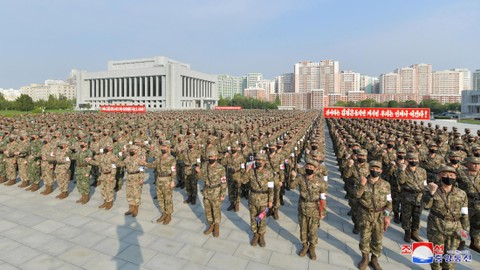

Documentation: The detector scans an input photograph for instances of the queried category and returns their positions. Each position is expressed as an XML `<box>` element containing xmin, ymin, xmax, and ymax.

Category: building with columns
<box><xmin>76</xmin><ymin>56</ymin><xmax>217</xmax><ymax>110</ymax></box>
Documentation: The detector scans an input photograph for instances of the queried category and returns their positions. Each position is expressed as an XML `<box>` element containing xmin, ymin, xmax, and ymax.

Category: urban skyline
<box><xmin>1</xmin><ymin>0</ymin><xmax>479</xmax><ymax>89</ymax></box>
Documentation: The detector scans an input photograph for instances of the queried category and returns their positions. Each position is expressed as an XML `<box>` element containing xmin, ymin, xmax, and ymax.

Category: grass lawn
<box><xmin>458</xmin><ymin>119</ymin><xmax>480</xmax><ymax>125</ymax></box>
<box><xmin>0</xmin><ymin>109</ymin><xmax>75</xmax><ymax>116</ymax></box>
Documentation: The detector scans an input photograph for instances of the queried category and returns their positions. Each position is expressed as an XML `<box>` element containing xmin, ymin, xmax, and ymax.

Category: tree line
<box><xmin>218</xmin><ymin>94</ymin><xmax>279</xmax><ymax>109</ymax></box>
<box><xmin>334</xmin><ymin>99</ymin><xmax>460</xmax><ymax>114</ymax></box>
<box><xmin>0</xmin><ymin>94</ymin><xmax>76</xmax><ymax>112</ymax></box>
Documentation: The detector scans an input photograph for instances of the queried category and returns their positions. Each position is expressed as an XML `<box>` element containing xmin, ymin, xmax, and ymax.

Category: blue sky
<box><xmin>0</xmin><ymin>0</ymin><xmax>479</xmax><ymax>88</ymax></box>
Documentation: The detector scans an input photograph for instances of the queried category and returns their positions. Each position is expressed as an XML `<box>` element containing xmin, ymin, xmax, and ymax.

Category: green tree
<box><xmin>218</xmin><ymin>96</ymin><xmax>229</xmax><ymax>106</ymax></box>
<box><xmin>15</xmin><ymin>94</ymin><xmax>35</xmax><ymax>111</ymax></box>
<box><xmin>446</xmin><ymin>102</ymin><xmax>460</xmax><ymax>112</ymax></box>
<box><xmin>274</xmin><ymin>95</ymin><xmax>281</xmax><ymax>106</ymax></box>
<box><xmin>402</xmin><ymin>100</ymin><xmax>418</xmax><ymax>108</ymax></box>
<box><xmin>359</xmin><ymin>99</ymin><xmax>376</xmax><ymax>108</ymax></box>
<box><xmin>334</xmin><ymin>101</ymin><xmax>347</xmax><ymax>107</ymax></box>
<box><xmin>420</xmin><ymin>99</ymin><xmax>444</xmax><ymax>114</ymax></box>
<box><xmin>387</xmin><ymin>100</ymin><xmax>400</xmax><ymax>108</ymax></box>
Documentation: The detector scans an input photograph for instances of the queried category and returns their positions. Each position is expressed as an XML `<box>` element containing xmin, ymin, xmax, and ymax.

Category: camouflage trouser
<box><xmin>359</xmin><ymin>210</ymin><xmax>384</xmax><ymax>257</ymax></box>
<box><xmin>176</xmin><ymin>160</ymin><xmax>185</xmax><ymax>183</ymax></box>
<box><xmin>27</xmin><ymin>159</ymin><xmax>41</xmax><ymax>184</ymax></box>
<box><xmin>55</xmin><ymin>166</ymin><xmax>70</xmax><ymax>193</ymax></box>
<box><xmin>249</xmin><ymin>203</ymin><xmax>268</xmax><ymax>234</ymax></box>
<box><xmin>348</xmin><ymin>197</ymin><xmax>359</xmax><ymax>226</ymax></box>
<box><xmin>185</xmin><ymin>171</ymin><xmax>197</xmax><ymax>196</ymax></box>
<box><xmin>203</xmin><ymin>197</ymin><xmax>222</xmax><ymax>225</ymax></box>
<box><xmin>115</xmin><ymin>167</ymin><xmax>125</xmax><ymax>189</ymax></box>
<box><xmin>100</xmin><ymin>173</ymin><xmax>115</xmax><ymax>202</ymax></box>
<box><xmin>0</xmin><ymin>157</ymin><xmax>6</xmax><ymax>177</ymax></box>
<box><xmin>5</xmin><ymin>158</ymin><xmax>17</xmax><ymax>180</ymax></box>
<box><xmin>91</xmin><ymin>165</ymin><xmax>100</xmax><ymax>181</ymax></box>
<box><xmin>126</xmin><ymin>173</ymin><xmax>144</xmax><ymax>206</ymax></box>
<box><xmin>273</xmin><ymin>177</ymin><xmax>282</xmax><ymax>208</ymax></box>
<box><xmin>401</xmin><ymin>199</ymin><xmax>422</xmax><ymax>231</ymax></box>
<box><xmin>299</xmin><ymin>213</ymin><xmax>320</xmax><ymax>245</ymax></box>
<box><xmin>41</xmin><ymin>161</ymin><xmax>54</xmax><ymax>185</ymax></box>
<box><xmin>157</xmin><ymin>178</ymin><xmax>173</xmax><ymax>214</ymax></box>
<box><xmin>470</xmin><ymin>206</ymin><xmax>480</xmax><ymax>240</ymax></box>
<box><xmin>17</xmin><ymin>157</ymin><xmax>28</xmax><ymax>181</ymax></box>
<box><xmin>391</xmin><ymin>190</ymin><xmax>401</xmax><ymax>214</ymax></box>
<box><xmin>427</xmin><ymin>217</ymin><xmax>461</xmax><ymax>270</ymax></box>
<box><xmin>227</xmin><ymin>176</ymin><xmax>240</xmax><ymax>204</ymax></box>
<box><xmin>75</xmin><ymin>168</ymin><xmax>91</xmax><ymax>195</ymax></box>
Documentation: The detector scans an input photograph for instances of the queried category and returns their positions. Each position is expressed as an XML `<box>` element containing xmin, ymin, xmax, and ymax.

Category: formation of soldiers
<box><xmin>329</xmin><ymin>118</ymin><xmax>478</xmax><ymax>270</ymax></box>
<box><xmin>0</xmin><ymin>110</ymin><xmax>328</xmax><ymax>261</ymax></box>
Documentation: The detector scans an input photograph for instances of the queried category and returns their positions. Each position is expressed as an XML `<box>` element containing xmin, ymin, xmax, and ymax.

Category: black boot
<box><xmin>227</xmin><ymin>202</ymin><xmax>235</xmax><ymax>211</ymax></box>
<box><xmin>404</xmin><ymin>230</ymin><xmax>411</xmax><ymax>243</ymax></box>
<box><xmin>393</xmin><ymin>212</ymin><xmax>400</xmax><ymax>224</ymax></box>
<box><xmin>190</xmin><ymin>196</ymin><xmax>196</xmax><ymax>205</ymax></box>
<box><xmin>279</xmin><ymin>194</ymin><xmax>284</xmax><ymax>206</ymax></box>
<box><xmin>183</xmin><ymin>195</ymin><xmax>192</xmax><ymax>204</ymax></box>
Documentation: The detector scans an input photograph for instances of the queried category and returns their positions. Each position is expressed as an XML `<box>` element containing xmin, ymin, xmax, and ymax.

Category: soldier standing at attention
<box><xmin>145</xmin><ymin>142</ymin><xmax>176</xmax><ymax>225</ymax></box>
<box><xmin>354</xmin><ymin>160</ymin><xmax>392</xmax><ymax>270</ymax></box>
<box><xmin>195</xmin><ymin>150</ymin><xmax>227</xmax><ymax>238</ymax></box>
<box><xmin>266</xmin><ymin>143</ymin><xmax>285</xmax><ymax>220</ymax></box>
<box><xmin>4</xmin><ymin>136</ymin><xmax>18</xmax><ymax>186</ymax></box>
<box><xmin>51</xmin><ymin>141</ymin><xmax>72</xmax><ymax>199</ymax></box>
<box><xmin>40</xmin><ymin>136</ymin><xmax>55</xmax><ymax>195</ymax></box>
<box><xmin>16</xmin><ymin>133</ymin><xmax>30</xmax><ymax>188</ymax></box>
<box><xmin>425</xmin><ymin>165</ymin><xmax>470</xmax><ymax>270</ymax></box>
<box><xmin>398</xmin><ymin>152</ymin><xmax>427</xmax><ymax>243</ymax></box>
<box><xmin>72</xmin><ymin>140</ymin><xmax>92</xmax><ymax>204</ymax></box>
<box><xmin>25</xmin><ymin>133</ymin><xmax>43</xmax><ymax>192</ymax></box>
<box><xmin>240</xmin><ymin>153</ymin><xmax>273</xmax><ymax>247</ymax></box>
<box><xmin>181</xmin><ymin>140</ymin><xmax>201</xmax><ymax>205</ymax></box>
<box><xmin>222</xmin><ymin>144</ymin><xmax>245</xmax><ymax>212</ymax></box>
<box><xmin>86</xmin><ymin>144</ymin><xmax>118</xmax><ymax>209</ymax></box>
<box><xmin>120</xmin><ymin>145</ymin><xmax>146</xmax><ymax>217</ymax></box>
<box><xmin>0</xmin><ymin>132</ymin><xmax>7</xmax><ymax>184</ymax></box>
<box><xmin>290</xmin><ymin>159</ymin><xmax>328</xmax><ymax>260</ymax></box>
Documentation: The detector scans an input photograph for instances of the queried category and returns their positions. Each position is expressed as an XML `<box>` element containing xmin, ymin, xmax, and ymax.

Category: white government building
<box><xmin>76</xmin><ymin>56</ymin><xmax>218</xmax><ymax>110</ymax></box>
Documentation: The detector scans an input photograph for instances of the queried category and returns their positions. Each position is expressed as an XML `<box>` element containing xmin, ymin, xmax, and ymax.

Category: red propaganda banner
<box><xmin>100</xmin><ymin>105</ymin><xmax>146</xmax><ymax>114</ymax></box>
<box><xmin>323</xmin><ymin>107</ymin><xmax>430</xmax><ymax>120</ymax></box>
<box><xmin>214</xmin><ymin>106</ymin><xmax>242</xmax><ymax>110</ymax></box>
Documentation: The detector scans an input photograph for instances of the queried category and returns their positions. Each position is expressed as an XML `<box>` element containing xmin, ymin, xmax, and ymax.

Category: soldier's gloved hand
<box><xmin>427</xmin><ymin>182</ymin><xmax>438</xmax><ymax>195</ymax></box>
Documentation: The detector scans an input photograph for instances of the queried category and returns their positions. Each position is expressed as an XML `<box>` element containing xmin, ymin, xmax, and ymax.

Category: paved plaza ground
<box><xmin>0</xmin><ymin>123</ymin><xmax>478</xmax><ymax>269</ymax></box>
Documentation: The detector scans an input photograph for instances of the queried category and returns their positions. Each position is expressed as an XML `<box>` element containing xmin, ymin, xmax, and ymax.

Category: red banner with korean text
<box><xmin>214</xmin><ymin>106</ymin><xmax>242</xmax><ymax>110</ymax></box>
<box><xmin>323</xmin><ymin>107</ymin><xmax>430</xmax><ymax>120</ymax></box>
<box><xmin>100</xmin><ymin>105</ymin><xmax>147</xmax><ymax>114</ymax></box>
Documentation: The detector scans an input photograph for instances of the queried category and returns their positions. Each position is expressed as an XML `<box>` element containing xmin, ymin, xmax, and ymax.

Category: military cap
<box><xmin>112</xmin><ymin>134</ymin><xmax>119</xmax><ymax>140</ymax></box>
<box><xmin>255</xmin><ymin>152</ymin><xmax>267</xmax><ymax>161</ymax></box>
<box><xmin>448</xmin><ymin>151</ymin><xmax>461</xmax><ymax>158</ymax></box>
<box><xmin>162</xmin><ymin>140</ymin><xmax>171</xmax><ymax>146</ymax></box>
<box><xmin>206</xmin><ymin>150</ymin><xmax>218</xmax><ymax>157</ymax></box>
<box><xmin>129</xmin><ymin>145</ymin><xmax>139</xmax><ymax>151</ymax></box>
<box><xmin>369</xmin><ymin>160</ymin><xmax>382</xmax><ymax>169</ymax></box>
<box><xmin>357</xmin><ymin>149</ymin><xmax>368</xmax><ymax>156</ymax></box>
<box><xmin>437</xmin><ymin>165</ymin><xmax>456</xmax><ymax>174</ymax></box>
<box><xmin>406</xmin><ymin>152</ymin><xmax>419</xmax><ymax>159</ymax></box>
<box><xmin>311</xmin><ymin>140</ymin><xmax>319</xmax><ymax>146</ymax></box>
<box><xmin>276</xmin><ymin>140</ymin><xmax>284</xmax><ymax>146</ymax></box>
<box><xmin>472</xmin><ymin>145</ymin><xmax>480</xmax><ymax>151</ymax></box>
<box><xmin>466</xmin><ymin>157</ymin><xmax>480</xmax><ymax>164</ymax></box>
<box><xmin>348</xmin><ymin>138</ymin><xmax>356</xmax><ymax>143</ymax></box>
<box><xmin>310</xmin><ymin>150</ymin><xmax>321</xmax><ymax>157</ymax></box>
<box><xmin>134</xmin><ymin>137</ymin><xmax>142</xmax><ymax>143</ymax></box>
<box><xmin>465</xmin><ymin>128</ymin><xmax>471</xmax><ymax>132</ymax></box>
<box><xmin>104</xmin><ymin>143</ymin><xmax>113</xmax><ymax>149</ymax></box>
<box><xmin>397</xmin><ymin>147</ymin><xmax>406</xmax><ymax>153</ymax></box>
<box><xmin>454</xmin><ymin>139</ymin><xmax>463</xmax><ymax>145</ymax></box>
<box><xmin>352</xmin><ymin>142</ymin><xmax>360</xmax><ymax>147</ymax></box>
<box><xmin>305</xmin><ymin>159</ymin><xmax>319</xmax><ymax>168</ymax></box>
<box><xmin>453</xmin><ymin>127</ymin><xmax>458</xmax><ymax>131</ymax></box>
<box><xmin>428</xmin><ymin>143</ymin><xmax>438</xmax><ymax>148</ymax></box>
<box><xmin>57</xmin><ymin>140</ymin><xmax>69</xmax><ymax>146</ymax></box>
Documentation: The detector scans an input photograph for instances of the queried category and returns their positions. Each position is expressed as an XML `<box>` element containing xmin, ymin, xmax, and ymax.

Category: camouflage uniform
<box><xmin>120</xmin><ymin>146</ymin><xmax>146</xmax><ymax>217</ymax></box>
<box><xmin>290</xmin><ymin>159</ymin><xmax>328</xmax><ymax>259</ymax></box>
<box><xmin>16</xmin><ymin>136</ymin><xmax>30</xmax><ymax>186</ymax></box>
<box><xmin>50</xmin><ymin>142</ymin><xmax>72</xmax><ymax>198</ymax></box>
<box><xmin>354</xmin><ymin>161</ymin><xmax>392</xmax><ymax>268</ymax></box>
<box><xmin>0</xmin><ymin>134</ymin><xmax>7</xmax><ymax>183</ymax></box>
<box><xmin>221</xmin><ymin>148</ymin><xmax>245</xmax><ymax>211</ymax></box>
<box><xmin>146</xmin><ymin>151</ymin><xmax>176</xmax><ymax>224</ymax></box>
<box><xmin>40</xmin><ymin>139</ymin><xmax>55</xmax><ymax>194</ymax></box>
<box><xmin>72</xmin><ymin>145</ymin><xmax>92</xmax><ymax>202</ymax></box>
<box><xmin>180</xmin><ymin>143</ymin><xmax>201</xmax><ymax>204</ymax></box>
<box><xmin>424</xmin><ymin>166</ymin><xmax>469</xmax><ymax>270</ymax></box>
<box><xmin>240</xmin><ymin>153</ymin><xmax>274</xmax><ymax>247</ymax></box>
<box><xmin>266</xmin><ymin>149</ymin><xmax>285</xmax><ymax>219</ymax></box>
<box><xmin>87</xmin><ymin>147</ymin><xmax>119</xmax><ymax>206</ymax></box>
<box><xmin>26</xmin><ymin>136</ymin><xmax>42</xmax><ymax>191</ymax></box>
<box><xmin>4</xmin><ymin>138</ymin><xmax>18</xmax><ymax>185</ymax></box>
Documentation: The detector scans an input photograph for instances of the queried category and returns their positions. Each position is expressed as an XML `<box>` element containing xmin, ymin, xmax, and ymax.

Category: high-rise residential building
<box><xmin>256</xmin><ymin>79</ymin><xmax>276</xmax><ymax>95</ymax></box>
<box><xmin>0</xmin><ymin>88</ymin><xmax>21</xmax><ymax>101</ymax></box>
<box><xmin>20</xmin><ymin>80</ymin><xmax>76</xmax><ymax>101</ymax></box>
<box><xmin>396</xmin><ymin>67</ymin><xmax>416</xmax><ymax>94</ymax></box>
<box><xmin>340</xmin><ymin>70</ymin><xmax>360</xmax><ymax>94</ymax></box>
<box><xmin>217</xmin><ymin>74</ymin><xmax>243</xmax><ymax>99</ymax></box>
<box><xmin>294</xmin><ymin>61</ymin><xmax>321</xmax><ymax>93</ymax></box>
<box><xmin>380</xmin><ymin>72</ymin><xmax>400</xmax><ymax>94</ymax></box>
<box><xmin>76</xmin><ymin>56</ymin><xmax>217</xmax><ymax>110</ymax></box>
<box><xmin>246</xmin><ymin>73</ymin><xmax>263</xmax><ymax>89</ymax></box>
<box><xmin>451</xmin><ymin>68</ymin><xmax>472</xmax><ymax>90</ymax></box>
<box><xmin>431</xmin><ymin>70</ymin><xmax>463</xmax><ymax>95</ymax></box>
<box><xmin>473</xmin><ymin>69</ymin><xmax>480</xmax><ymax>90</ymax></box>
<box><xmin>360</xmin><ymin>75</ymin><xmax>378</xmax><ymax>94</ymax></box>
<box><xmin>275</xmin><ymin>73</ymin><xmax>294</xmax><ymax>93</ymax></box>
<box><xmin>412</xmin><ymin>63</ymin><xmax>432</xmax><ymax>95</ymax></box>
<box><xmin>319</xmin><ymin>60</ymin><xmax>341</xmax><ymax>95</ymax></box>
<box><xmin>244</xmin><ymin>87</ymin><xmax>268</xmax><ymax>101</ymax></box>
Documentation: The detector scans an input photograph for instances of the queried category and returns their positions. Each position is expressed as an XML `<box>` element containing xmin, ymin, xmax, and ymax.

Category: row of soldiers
<box><xmin>0</xmin><ymin>110</ymin><xmax>329</xmax><ymax>260</ymax></box>
<box><xmin>329</xmin><ymin>118</ymin><xmax>477</xmax><ymax>270</ymax></box>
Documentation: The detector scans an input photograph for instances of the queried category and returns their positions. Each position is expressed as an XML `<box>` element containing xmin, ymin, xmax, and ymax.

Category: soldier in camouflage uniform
<box><xmin>354</xmin><ymin>160</ymin><xmax>392</xmax><ymax>270</ymax></box>
<box><xmin>240</xmin><ymin>152</ymin><xmax>273</xmax><ymax>247</ymax></box>
<box><xmin>387</xmin><ymin>147</ymin><xmax>407</xmax><ymax>223</ymax></box>
<box><xmin>25</xmin><ymin>133</ymin><xmax>43</xmax><ymax>192</ymax></box>
<box><xmin>112</xmin><ymin>134</ymin><xmax>126</xmax><ymax>191</ymax></box>
<box><xmin>181</xmin><ymin>140</ymin><xmax>202</xmax><ymax>205</ymax></box>
<box><xmin>40</xmin><ymin>136</ymin><xmax>55</xmax><ymax>195</ymax></box>
<box><xmin>146</xmin><ymin>142</ymin><xmax>177</xmax><ymax>225</ymax></box>
<box><xmin>290</xmin><ymin>159</ymin><xmax>328</xmax><ymax>260</ymax></box>
<box><xmin>89</xmin><ymin>133</ymin><xmax>101</xmax><ymax>187</ymax></box>
<box><xmin>221</xmin><ymin>144</ymin><xmax>245</xmax><ymax>212</ymax></box>
<box><xmin>195</xmin><ymin>150</ymin><xmax>227</xmax><ymax>238</ymax></box>
<box><xmin>420</xmin><ymin>143</ymin><xmax>445</xmax><ymax>184</ymax></box>
<box><xmin>343</xmin><ymin>148</ymin><xmax>370</xmax><ymax>234</ymax></box>
<box><xmin>72</xmin><ymin>140</ymin><xmax>92</xmax><ymax>204</ymax></box>
<box><xmin>4</xmin><ymin>136</ymin><xmax>18</xmax><ymax>186</ymax></box>
<box><xmin>457</xmin><ymin>157</ymin><xmax>480</xmax><ymax>253</ymax></box>
<box><xmin>0</xmin><ymin>132</ymin><xmax>7</xmax><ymax>184</ymax></box>
<box><xmin>16</xmin><ymin>133</ymin><xmax>30</xmax><ymax>188</ymax></box>
<box><xmin>120</xmin><ymin>145</ymin><xmax>146</xmax><ymax>217</ymax></box>
<box><xmin>50</xmin><ymin>141</ymin><xmax>72</xmax><ymax>199</ymax></box>
<box><xmin>266</xmin><ymin>143</ymin><xmax>285</xmax><ymax>220</ymax></box>
<box><xmin>398</xmin><ymin>152</ymin><xmax>427</xmax><ymax>243</ymax></box>
<box><xmin>425</xmin><ymin>165</ymin><xmax>470</xmax><ymax>270</ymax></box>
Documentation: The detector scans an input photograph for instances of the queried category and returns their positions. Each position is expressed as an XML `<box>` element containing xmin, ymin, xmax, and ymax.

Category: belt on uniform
<box><xmin>157</xmin><ymin>173</ymin><xmax>172</xmax><ymax>177</ymax></box>
<box><xmin>300</xmin><ymin>197</ymin><xmax>320</xmax><ymax>203</ymax></box>
<box><xmin>360</xmin><ymin>204</ymin><xmax>384</xmax><ymax>213</ymax></box>
<box><xmin>403</xmin><ymin>187</ymin><xmax>421</xmax><ymax>194</ymax></box>
<box><xmin>251</xmin><ymin>189</ymin><xmax>268</xmax><ymax>194</ymax></box>
<box><xmin>103</xmin><ymin>172</ymin><xmax>112</xmax><ymax>175</ymax></box>
<box><xmin>205</xmin><ymin>183</ymin><xmax>221</xmax><ymax>189</ymax></box>
<box><xmin>430</xmin><ymin>210</ymin><xmax>459</xmax><ymax>222</ymax></box>
<box><xmin>76</xmin><ymin>165</ymin><xmax>89</xmax><ymax>168</ymax></box>
<box><xmin>128</xmin><ymin>171</ymin><xmax>140</xmax><ymax>174</ymax></box>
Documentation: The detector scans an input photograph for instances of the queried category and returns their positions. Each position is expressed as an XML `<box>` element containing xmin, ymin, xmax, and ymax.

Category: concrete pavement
<box><xmin>0</xmin><ymin>124</ymin><xmax>478</xmax><ymax>269</ymax></box>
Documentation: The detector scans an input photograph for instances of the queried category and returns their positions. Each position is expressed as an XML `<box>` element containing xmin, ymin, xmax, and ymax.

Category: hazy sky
<box><xmin>1</xmin><ymin>0</ymin><xmax>479</xmax><ymax>88</ymax></box>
